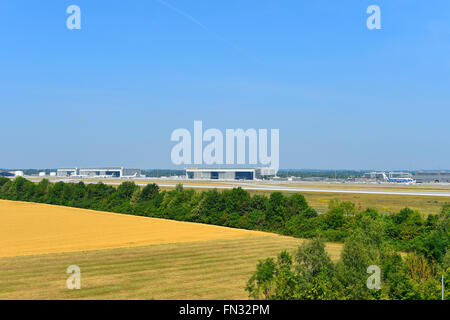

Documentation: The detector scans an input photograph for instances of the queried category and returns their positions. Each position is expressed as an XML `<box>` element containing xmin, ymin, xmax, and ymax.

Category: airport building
<box><xmin>185</xmin><ymin>168</ymin><xmax>277</xmax><ymax>180</ymax></box>
<box><xmin>414</xmin><ymin>171</ymin><xmax>450</xmax><ymax>183</ymax></box>
<box><xmin>0</xmin><ymin>171</ymin><xmax>14</xmax><ymax>177</ymax></box>
<box><xmin>57</xmin><ymin>167</ymin><xmax>141</xmax><ymax>178</ymax></box>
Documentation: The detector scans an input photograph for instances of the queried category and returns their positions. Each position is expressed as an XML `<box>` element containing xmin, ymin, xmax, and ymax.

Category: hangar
<box><xmin>414</xmin><ymin>171</ymin><xmax>450</xmax><ymax>183</ymax></box>
<box><xmin>185</xmin><ymin>168</ymin><xmax>277</xmax><ymax>181</ymax></box>
<box><xmin>57</xmin><ymin>167</ymin><xmax>141</xmax><ymax>178</ymax></box>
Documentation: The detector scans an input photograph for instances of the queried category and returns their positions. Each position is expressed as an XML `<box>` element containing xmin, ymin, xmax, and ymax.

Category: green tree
<box><xmin>335</xmin><ymin>216</ymin><xmax>383</xmax><ymax>300</ymax></box>
<box><xmin>71</xmin><ymin>182</ymin><xmax>87</xmax><ymax>207</ymax></box>
<box><xmin>140</xmin><ymin>183</ymin><xmax>160</xmax><ymax>202</ymax></box>
<box><xmin>130</xmin><ymin>188</ymin><xmax>141</xmax><ymax>207</ymax></box>
<box><xmin>413</xmin><ymin>206</ymin><xmax>449</xmax><ymax>263</ymax></box>
<box><xmin>0</xmin><ymin>177</ymin><xmax>9</xmax><ymax>188</ymax></box>
<box><xmin>34</xmin><ymin>179</ymin><xmax>50</xmax><ymax>202</ymax></box>
<box><xmin>247</xmin><ymin>239</ymin><xmax>339</xmax><ymax>300</ymax></box>
<box><xmin>116</xmin><ymin>182</ymin><xmax>138</xmax><ymax>200</ymax></box>
<box><xmin>246</xmin><ymin>251</ymin><xmax>298</xmax><ymax>300</ymax></box>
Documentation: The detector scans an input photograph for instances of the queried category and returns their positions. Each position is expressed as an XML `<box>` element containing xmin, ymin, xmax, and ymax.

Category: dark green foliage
<box><xmin>386</xmin><ymin>208</ymin><xmax>426</xmax><ymax>242</ymax></box>
<box><xmin>1</xmin><ymin>177</ymin><xmax>36</xmax><ymax>201</ymax></box>
<box><xmin>412</xmin><ymin>206</ymin><xmax>449</xmax><ymax>264</ymax></box>
<box><xmin>116</xmin><ymin>182</ymin><xmax>138</xmax><ymax>200</ymax></box>
<box><xmin>248</xmin><ymin>217</ymin><xmax>447</xmax><ymax>300</ymax></box>
<box><xmin>0</xmin><ymin>177</ymin><xmax>9</xmax><ymax>188</ymax></box>
<box><xmin>34</xmin><ymin>179</ymin><xmax>50</xmax><ymax>202</ymax></box>
<box><xmin>246</xmin><ymin>239</ymin><xmax>340</xmax><ymax>300</ymax></box>
<box><xmin>140</xmin><ymin>183</ymin><xmax>159</xmax><ymax>202</ymax></box>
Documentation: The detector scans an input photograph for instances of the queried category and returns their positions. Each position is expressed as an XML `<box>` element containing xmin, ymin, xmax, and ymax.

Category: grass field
<box><xmin>0</xmin><ymin>237</ymin><xmax>341</xmax><ymax>299</ymax></box>
<box><xmin>0</xmin><ymin>200</ymin><xmax>342</xmax><ymax>299</ymax></box>
<box><xmin>270</xmin><ymin>181</ymin><xmax>450</xmax><ymax>192</ymax></box>
<box><xmin>300</xmin><ymin>192</ymin><xmax>448</xmax><ymax>215</ymax></box>
<box><xmin>157</xmin><ymin>187</ymin><xmax>448</xmax><ymax>215</ymax></box>
<box><xmin>159</xmin><ymin>188</ymin><xmax>448</xmax><ymax>215</ymax></box>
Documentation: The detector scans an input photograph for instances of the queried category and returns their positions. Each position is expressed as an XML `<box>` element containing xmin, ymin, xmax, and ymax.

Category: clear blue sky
<box><xmin>1</xmin><ymin>1</ymin><xmax>449</xmax><ymax>170</ymax></box>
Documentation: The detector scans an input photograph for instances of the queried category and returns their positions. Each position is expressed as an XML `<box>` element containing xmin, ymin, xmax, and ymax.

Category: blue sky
<box><xmin>1</xmin><ymin>1</ymin><xmax>449</xmax><ymax>170</ymax></box>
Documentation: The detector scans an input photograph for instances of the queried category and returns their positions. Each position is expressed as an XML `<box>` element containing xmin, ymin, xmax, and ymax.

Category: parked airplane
<box><xmin>382</xmin><ymin>172</ymin><xmax>415</xmax><ymax>183</ymax></box>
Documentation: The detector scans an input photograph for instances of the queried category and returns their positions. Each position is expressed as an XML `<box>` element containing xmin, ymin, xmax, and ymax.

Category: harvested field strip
<box><xmin>0</xmin><ymin>237</ymin><xmax>342</xmax><ymax>300</ymax></box>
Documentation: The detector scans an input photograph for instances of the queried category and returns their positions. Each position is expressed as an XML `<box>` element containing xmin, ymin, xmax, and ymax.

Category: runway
<box><xmin>63</xmin><ymin>180</ymin><xmax>450</xmax><ymax>197</ymax></box>
<box><xmin>24</xmin><ymin>176</ymin><xmax>450</xmax><ymax>197</ymax></box>
<box><xmin>158</xmin><ymin>183</ymin><xmax>450</xmax><ymax>197</ymax></box>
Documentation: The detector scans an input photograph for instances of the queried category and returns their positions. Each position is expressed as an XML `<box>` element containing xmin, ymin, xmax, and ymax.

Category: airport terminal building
<box><xmin>186</xmin><ymin>168</ymin><xmax>277</xmax><ymax>181</ymax></box>
<box><xmin>414</xmin><ymin>171</ymin><xmax>450</xmax><ymax>183</ymax></box>
<box><xmin>57</xmin><ymin>167</ymin><xmax>141</xmax><ymax>178</ymax></box>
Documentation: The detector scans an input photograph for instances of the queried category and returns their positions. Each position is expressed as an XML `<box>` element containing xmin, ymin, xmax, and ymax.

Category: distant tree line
<box><xmin>141</xmin><ymin>169</ymin><xmax>186</xmax><ymax>177</ymax></box>
<box><xmin>277</xmin><ymin>169</ymin><xmax>367</xmax><ymax>179</ymax></box>
<box><xmin>0</xmin><ymin>176</ymin><xmax>448</xmax><ymax>299</ymax></box>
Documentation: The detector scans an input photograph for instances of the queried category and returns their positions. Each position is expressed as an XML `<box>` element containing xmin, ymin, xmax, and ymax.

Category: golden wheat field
<box><xmin>0</xmin><ymin>199</ymin><xmax>274</xmax><ymax>258</ymax></box>
<box><xmin>0</xmin><ymin>199</ymin><xmax>343</xmax><ymax>299</ymax></box>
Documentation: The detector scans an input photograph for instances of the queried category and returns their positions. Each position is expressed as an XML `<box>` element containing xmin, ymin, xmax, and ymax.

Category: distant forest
<box><xmin>277</xmin><ymin>169</ymin><xmax>366</xmax><ymax>179</ymax></box>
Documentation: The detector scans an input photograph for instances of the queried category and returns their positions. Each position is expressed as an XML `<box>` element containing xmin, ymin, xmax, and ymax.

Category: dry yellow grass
<box><xmin>0</xmin><ymin>237</ymin><xmax>342</xmax><ymax>299</ymax></box>
<box><xmin>0</xmin><ymin>199</ymin><xmax>344</xmax><ymax>299</ymax></box>
<box><xmin>0</xmin><ymin>200</ymin><xmax>274</xmax><ymax>258</ymax></box>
